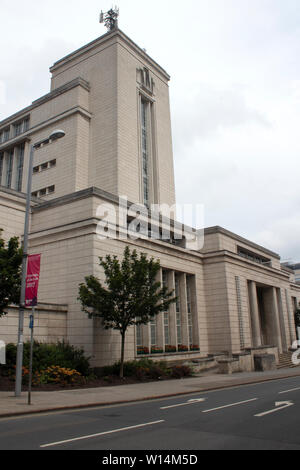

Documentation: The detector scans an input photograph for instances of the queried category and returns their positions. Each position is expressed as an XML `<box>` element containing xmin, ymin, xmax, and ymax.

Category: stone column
<box><xmin>179</xmin><ymin>273</ymin><xmax>189</xmax><ymax>349</ymax></box>
<box><xmin>188</xmin><ymin>275</ymin><xmax>200</xmax><ymax>349</ymax></box>
<box><xmin>248</xmin><ymin>281</ymin><xmax>262</xmax><ymax>347</ymax></box>
<box><xmin>271</xmin><ymin>287</ymin><xmax>283</xmax><ymax>353</ymax></box>
<box><xmin>276</xmin><ymin>288</ymin><xmax>287</xmax><ymax>351</ymax></box>
<box><xmin>286</xmin><ymin>290</ymin><xmax>297</xmax><ymax>345</ymax></box>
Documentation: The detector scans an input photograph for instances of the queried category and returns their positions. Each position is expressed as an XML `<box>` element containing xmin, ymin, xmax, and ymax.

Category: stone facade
<box><xmin>0</xmin><ymin>27</ymin><xmax>300</xmax><ymax>368</ymax></box>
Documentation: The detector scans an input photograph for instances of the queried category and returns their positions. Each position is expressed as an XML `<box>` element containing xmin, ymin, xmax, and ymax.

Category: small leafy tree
<box><xmin>0</xmin><ymin>230</ymin><xmax>23</xmax><ymax>317</ymax></box>
<box><xmin>78</xmin><ymin>246</ymin><xmax>176</xmax><ymax>378</ymax></box>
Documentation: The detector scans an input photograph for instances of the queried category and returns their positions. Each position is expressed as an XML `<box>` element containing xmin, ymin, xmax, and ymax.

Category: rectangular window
<box><xmin>140</xmin><ymin>99</ymin><xmax>151</xmax><ymax>207</ymax></box>
<box><xmin>6</xmin><ymin>150</ymin><xmax>13</xmax><ymax>188</ymax></box>
<box><xmin>162</xmin><ymin>271</ymin><xmax>170</xmax><ymax>345</ymax></box>
<box><xmin>23</xmin><ymin>118</ymin><xmax>30</xmax><ymax>132</ymax></box>
<box><xmin>237</xmin><ymin>246</ymin><xmax>271</xmax><ymax>266</ymax></box>
<box><xmin>48</xmin><ymin>185</ymin><xmax>55</xmax><ymax>194</ymax></box>
<box><xmin>0</xmin><ymin>153</ymin><xmax>3</xmax><ymax>185</ymax></box>
<box><xmin>3</xmin><ymin>128</ymin><xmax>10</xmax><ymax>142</ymax></box>
<box><xmin>186</xmin><ymin>279</ymin><xmax>193</xmax><ymax>346</ymax></box>
<box><xmin>16</xmin><ymin>144</ymin><xmax>24</xmax><ymax>192</ymax></box>
<box><xmin>136</xmin><ymin>324</ymin><xmax>142</xmax><ymax>347</ymax></box>
<box><xmin>14</xmin><ymin>122</ymin><xmax>22</xmax><ymax>137</ymax></box>
<box><xmin>150</xmin><ymin>318</ymin><xmax>157</xmax><ymax>347</ymax></box>
<box><xmin>175</xmin><ymin>274</ymin><xmax>182</xmax><ymax>345</ymax></box>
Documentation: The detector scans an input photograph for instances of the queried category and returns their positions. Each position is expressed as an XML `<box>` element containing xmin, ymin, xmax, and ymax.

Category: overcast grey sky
<box><xmin>1</xmin><ymin>0</ymin><xmax>300</xmax><ymax>261</ymax></box>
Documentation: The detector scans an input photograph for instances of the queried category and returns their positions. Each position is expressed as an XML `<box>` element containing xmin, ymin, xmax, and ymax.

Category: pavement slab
<box><xmin>1</xmin><ymin>367</ymin><xmax>300</xmax><ymax>418</ymax></box>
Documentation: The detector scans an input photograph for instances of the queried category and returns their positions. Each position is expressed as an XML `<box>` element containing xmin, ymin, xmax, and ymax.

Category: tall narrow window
<box><xmin>0</xmin><ymin>153</ymin><xmax>3</xmax><ymax>186</ymax></box>
<box><xmin>6</xmin><ymin>150</ymin><xmax>13</xmax><ymax>188</ymax></box>
<box><xmin>150</xmin><ymin>318</ymin><xmax>157</xmax><ymax>347</ymax></box>
<box><xmin>14</xmin><ymin>122</ymin><xmax>22</xmax><ymax>137</ymax></box>
<box><xmin>23</xmin><ymin>118</ymin><xmax>30</xmax><ymax>132</ymax></box>
<box><xmin>186</xmin><ymin>278</ymin><xmax>193</xmax><ymax>346</ymax></box>
<box><xmin>162</xmin><ymin>270</ymin><xmax>170</xmax><ymax>345</ymax></box>
<box><xmin>175</xmin><ymin>274</ymin><xmax>182</xmax><ymax>346</ymax></box>
<box><xmin>136</xmin><ymin>323</ymin><xmax>142</xmax><ymax>348</ymax></box>
<box><xmin>3</xmin><ymin>128</ymin><xmax>10</xmax><ymax>142</ymax></box>
<box><xmin>16</xmin><ymin>144</ymin><xmax>24</xmax><ymax>192</ymax></box>
<box><xmin>141</xmin><ymin>99</ymin><xmax>150</xmax><ymax>207</ymax></box>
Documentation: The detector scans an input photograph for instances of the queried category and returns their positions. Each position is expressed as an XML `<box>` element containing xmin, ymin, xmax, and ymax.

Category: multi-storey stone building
<box><xmin>0</xmin><ymin>26</ymin><xmax>299</xmax><ymax>369</ymax></box>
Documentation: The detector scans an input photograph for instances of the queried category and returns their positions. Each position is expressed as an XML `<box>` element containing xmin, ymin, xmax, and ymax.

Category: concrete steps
<box><xmin>278</xmin><ymin>352</ymin><xmax>299</xmax><ymax>369</ymax></box>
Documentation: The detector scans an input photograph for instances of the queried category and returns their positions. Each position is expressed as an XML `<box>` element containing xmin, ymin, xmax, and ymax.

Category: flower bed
<box><xmin>165</xmin><ymin>345</ymin><xmax>177</xmax><ymax>353</ymax></box>
<box><xmin>178</xmin><ymin>345</ymin><xmax>189</xmax><ymax>352</ymax></box>
<box><xmin>151</xmin><ymin>347</ymin><xmax>164</xmax><ymax>354</ymax></box>
<box><xmin>137</xmin><ymin>346</ymin><xmax>149</xmax><ymax>355</ymax></box>
<box><xmin>190</xmin><ymin>345</ymin><xmax>200</xmax><ymax>352</ymax></box>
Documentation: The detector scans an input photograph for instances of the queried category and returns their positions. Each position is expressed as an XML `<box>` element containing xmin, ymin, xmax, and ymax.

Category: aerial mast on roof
<box><xmin>100</xmin><ymin>6</ymin><xmax>119</xmax><ymax>31</ymax></box>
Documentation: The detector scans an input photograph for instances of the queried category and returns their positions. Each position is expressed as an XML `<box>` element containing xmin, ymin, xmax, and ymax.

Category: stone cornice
<box><xmin>0</xmin><ymin>105</ymin><xmax>91</xmax><ymax>153</ymax></box>
<box><xmin>204</xmin><ymin>226</ymin><xmax>280</xmax><ymax>260</ymax></box>
<box><xmin>29</xmin><ymin>217</ymin><xmax>204</xmax><ymax>267</ymax></box>
<box><xmin>32</xmin><ymin>186</ymin><xmax>198</xmax><ymax>239</ymax></box>
<box><xmin>0</xmin><ymin>185</ymin><xmax>40</xmax><ymax>204</ymax></box>
<box><xmin>203</xmin><ymin>249</ymin><xmax>289</xmax><ymax>281</ymax></box>
<box><xmin>0</xmin><ymin>77</ymin><xmax>90</xmax><ymax>130</ymax></box>
<box><xmin>50</xmin><ymin>28</ymin><xmax>170</xmax><ymax>81</ymax></box>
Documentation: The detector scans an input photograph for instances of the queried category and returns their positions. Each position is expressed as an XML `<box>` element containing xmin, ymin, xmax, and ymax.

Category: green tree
<box><xmin>78</xmin><ymin>246</ymin><xmax>176</xmax><ymax>378</ymax></box>
<box><xmin>0</xmin><ymin>230</ymin><xmax>23</xmax><ymax>317</ymax></box>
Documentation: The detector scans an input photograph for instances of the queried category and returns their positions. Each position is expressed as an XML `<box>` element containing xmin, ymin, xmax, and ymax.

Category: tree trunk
<box><xmin>120</xmin><ymin>331</ymin><xmax>126</xmax><ymax>378</ymax></box>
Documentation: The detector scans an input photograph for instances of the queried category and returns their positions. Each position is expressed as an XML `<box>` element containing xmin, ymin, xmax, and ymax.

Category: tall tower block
<box><xmin>50</xmin><ymin>28</ymin><xmax>176</xmax><ymax>207</ymax></box>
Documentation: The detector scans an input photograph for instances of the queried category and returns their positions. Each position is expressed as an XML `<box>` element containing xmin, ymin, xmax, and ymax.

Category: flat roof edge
<box><xmin>204</xmin><ymin>226</ymin><xmax>281</xmax><ymax>260</ymax></box>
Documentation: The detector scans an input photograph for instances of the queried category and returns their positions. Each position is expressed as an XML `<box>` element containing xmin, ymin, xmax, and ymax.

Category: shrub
<box><xmin>34</xmin><ymin>366</ymin><xmax>85</xmax><ymax>387</ymax></box>
<box><xmin>170</xmin><ymin>365</ymin><xmax>192</xmax><ymax>379</ymax></box>
<box><xmin>0</xmin><ymin>341</ymin><xmax>90</xmax><ymax>378</ymax></box>
<box><xmin>94</xmin><ymin>358</ymin><xmax>171</xmax><ymax>381</ymax></box>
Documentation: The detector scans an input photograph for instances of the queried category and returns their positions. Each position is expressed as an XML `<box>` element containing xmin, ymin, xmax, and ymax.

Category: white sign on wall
<box><xmin>0</xmin><ymin>341</ymin><xmax>5</xmax><ymax>365</ymax></box>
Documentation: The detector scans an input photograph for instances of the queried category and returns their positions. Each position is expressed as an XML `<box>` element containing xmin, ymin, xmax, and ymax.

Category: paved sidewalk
<box><xmin>1</xmin><ymin>368</ymin><xmax>300</xmax><ymax>418</ymax></box>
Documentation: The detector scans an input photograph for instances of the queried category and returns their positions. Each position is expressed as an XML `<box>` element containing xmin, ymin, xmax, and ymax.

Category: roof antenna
<box><xmin>100</xmin><ymin>6</ymin><xmax>119</xmax><ymax>31</ymax></box>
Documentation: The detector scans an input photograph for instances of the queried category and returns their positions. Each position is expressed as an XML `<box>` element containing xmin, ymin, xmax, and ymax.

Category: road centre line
<box><xmin>160</xmin><ymin>398</ymin><xmax>206</xmax><ymax>410</ymax></box>
<box><xmin>202</xmin><ymin>398</ymin><xmax>258</xmax><ymax>413</ymax></box>
<box><xmin>279</xmin><ymin>387</ymin><xmax>300</xmax><ymax>395</ymax></box>
<box><xmin>40</xmin><ymin>420</ymin><xmax>165</xmax><ymax>448</ymax></box>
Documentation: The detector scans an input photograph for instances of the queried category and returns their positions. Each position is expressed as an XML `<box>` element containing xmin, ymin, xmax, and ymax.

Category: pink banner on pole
<box><xmin>25</xmin><ymin>254</ymin><xmax>41</xmax><ymax>307</ymax></box>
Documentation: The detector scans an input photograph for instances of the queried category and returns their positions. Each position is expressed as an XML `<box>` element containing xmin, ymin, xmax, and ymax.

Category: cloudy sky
<box><xmin>1</xmin><ymin>0</ymin><xmax>300</xmax><ymax>261</ymax></box>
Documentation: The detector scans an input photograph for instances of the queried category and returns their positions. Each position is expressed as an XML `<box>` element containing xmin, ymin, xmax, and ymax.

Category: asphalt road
<box><xmin>1</xmin><ymin>375</ymin><xmax>300</xmax><ymax>451</ymax></box>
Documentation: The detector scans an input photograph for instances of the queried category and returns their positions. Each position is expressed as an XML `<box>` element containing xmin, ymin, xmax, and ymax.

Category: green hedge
<box><xmin>0</xmin><ymin>341</ymin><xmax>90</xmax><ymax>377</ymax></box>
<box><xmin>93</xmin><ymin>358</ymin><xmax>192</xmax><ymax>380</ymax></box>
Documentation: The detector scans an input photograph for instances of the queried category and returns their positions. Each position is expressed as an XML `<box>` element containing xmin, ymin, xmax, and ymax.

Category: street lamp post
<box><xmin>15</xmin><ymin>130</ymin><xmax>65</xmax><ymax>397</ymax></box>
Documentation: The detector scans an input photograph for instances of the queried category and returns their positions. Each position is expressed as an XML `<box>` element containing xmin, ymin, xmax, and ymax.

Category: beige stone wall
<box><xmin>28</xmin><ymin>191</ymin><xmax>207</xmax><ymax>366</ymax></box>
<box><xmin>2</xmin><ymin>187</ymin><xmax>300</xmax><ymax>365</ymax></box>
<box><xmin>203</xmin><ymin>257</ymin><xmax>231</xmax><ymax>353</ymax></box>
<box><xmin>203</xmin><ymin>251</ymin><xmax>299</xmax><ymax>354</ymax></box>
<box><xmin>0</xmin><ymin>304</ymin><xmax>67</xmax><ymax>345</ymax></box>
<box><xmin>0</xmin><ymin>80</ymin><xmax>91</xmax><ymax>198</ymax></box>
<box><xmin>0</xmin><ymin>189</ymin><xmax>26</xmax><ymax>241</ymax></box>
<box><xmin>203</xmin><ymin>227</ymin><xmax>281</xmax><ymax>269</ymax></box>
